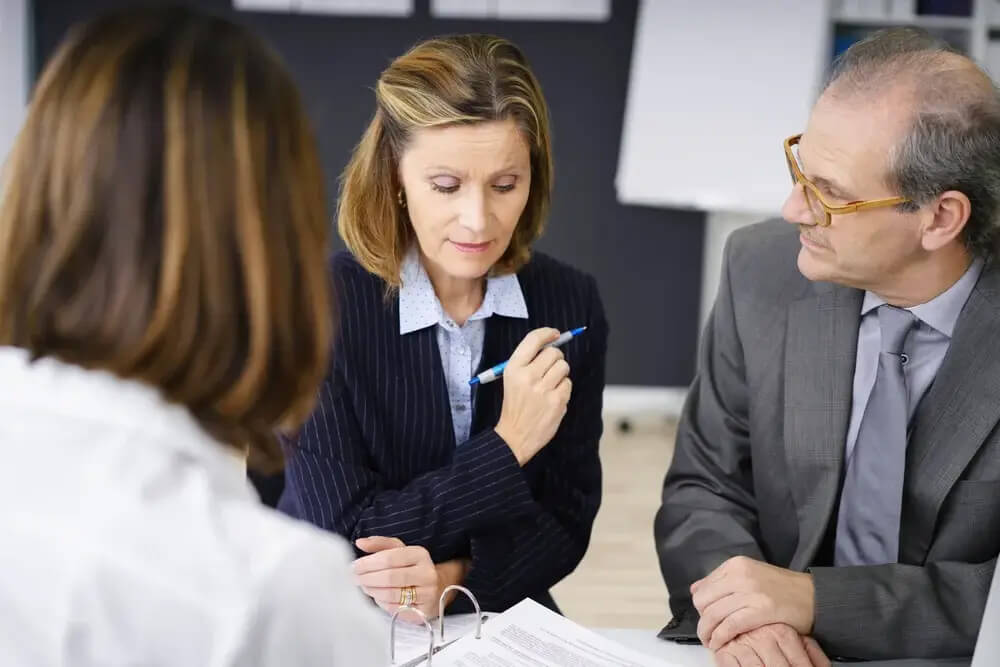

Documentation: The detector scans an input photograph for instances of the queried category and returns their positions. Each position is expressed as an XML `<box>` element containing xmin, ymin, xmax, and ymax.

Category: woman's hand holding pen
<box><xmin>354</xmin><ymin>537</ymin><xmax>470</xmax><ymax>624</ymax></box>
<box><xmin>494</xmin><ymin>328</ymin><xmax>573</xmax><ymax>466</ymax></box>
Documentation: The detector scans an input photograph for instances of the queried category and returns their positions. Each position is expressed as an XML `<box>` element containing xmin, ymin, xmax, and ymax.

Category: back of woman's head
<box><xmin>0</xmin><ymin>7</ymin><xmax>331</xmax><ymax>471</ymax></box>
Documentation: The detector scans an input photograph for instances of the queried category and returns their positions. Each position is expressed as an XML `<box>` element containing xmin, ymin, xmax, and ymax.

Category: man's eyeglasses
<box><xmin>784</xmin><ymin>134</ymin><xmax>908</xmax><ymax>227</ymax></box>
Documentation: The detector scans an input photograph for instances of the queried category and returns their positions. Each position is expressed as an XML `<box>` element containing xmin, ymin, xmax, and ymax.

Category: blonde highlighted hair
<box><xmin>339</xmin><ymin>34</ymin><xmax>553</xmax><ymax>286</ymax></box>
<box><xmin>0</xmin><ymin>7</ymin><xmax>331</xmax><ymax>472</ymax></box>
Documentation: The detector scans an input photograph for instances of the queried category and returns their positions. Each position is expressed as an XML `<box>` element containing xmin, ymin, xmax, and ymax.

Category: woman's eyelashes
<box><xmin>431</xmin><ymin>182</ymin><xmax>460</xmax><ymax>194</ymax></box>
<box><xmin>429</xmin><ymin>177</ymin><xmax>518</xmax><ymax>195</ymax></box>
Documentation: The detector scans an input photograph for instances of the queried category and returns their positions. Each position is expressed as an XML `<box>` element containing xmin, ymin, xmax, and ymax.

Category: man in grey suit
<box><xmin>656</xmin><ymin>28</ymin><xmax>1000</xmax><ymax>664</ymax></box>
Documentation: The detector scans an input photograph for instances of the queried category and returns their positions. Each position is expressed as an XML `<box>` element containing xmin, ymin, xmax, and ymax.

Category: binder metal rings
<box><xmin>390</xmin><ymin>606</ymin><xmax>433</xmax><ymax>666</ymax></box>
<box><xmin>438</xmin><ymin>586</ymin><xmax>482</xmax><ymax>643</ymax></box>
<box><xmin>390</xmin><ymin>586</ymin><xmax>485</xmax><ymax>665</ymax></box>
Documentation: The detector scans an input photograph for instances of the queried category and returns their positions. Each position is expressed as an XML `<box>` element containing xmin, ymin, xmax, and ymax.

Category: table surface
<box><xmin>595</xmin><ymin>629</ymin><xmax>971</xmax><ymax>667</ymax></box>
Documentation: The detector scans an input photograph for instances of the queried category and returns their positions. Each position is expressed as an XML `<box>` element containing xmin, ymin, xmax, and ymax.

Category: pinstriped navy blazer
<box><xmin>278</xmin><ymin>250</ymin><xmax>607</xmax><ymax>613</ymax></box>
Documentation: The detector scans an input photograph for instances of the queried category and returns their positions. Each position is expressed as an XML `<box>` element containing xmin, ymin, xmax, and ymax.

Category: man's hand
<box><xmin>354</xmin><ymin>536</ymin><xmax>469</xmax><ymax>623</ymax></box>
<box><xmin>713</xmin><ymin>624</ymin><xmax>830</xmax><ymax>667</ymax></box>
<box><xmin>692</xmin><ymin>556</ymin><xmax>815</xmax><ymax>650</ymax></box>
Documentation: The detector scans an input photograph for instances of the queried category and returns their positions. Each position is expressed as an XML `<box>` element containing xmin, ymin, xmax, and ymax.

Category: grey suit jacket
<box><xmin>656</xmin><ymin>220</ymin><xmax>1000</xmax><ymax>661</ymax></box>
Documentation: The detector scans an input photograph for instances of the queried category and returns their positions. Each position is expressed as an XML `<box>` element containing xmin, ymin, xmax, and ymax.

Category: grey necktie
<box><xmin>835</xmin><ymin>304</ymin><xmax>918</xmax><ymax>566</ymax></box>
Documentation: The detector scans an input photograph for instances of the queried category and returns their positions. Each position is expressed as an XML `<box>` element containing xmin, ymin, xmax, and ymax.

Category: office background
<box><xmin>4</xmin><ymin>0</ymin><xmax>999</xmax><ymax>629</ymax></box>
<box><xmin>28</xmin><ymin>0</ymin><xmax>707</xmax><ymax>389</ymax></box>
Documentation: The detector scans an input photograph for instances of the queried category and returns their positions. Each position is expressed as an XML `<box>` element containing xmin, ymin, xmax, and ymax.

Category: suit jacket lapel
<box><xmin>472</xmin><ymin>315</ymin><xmax>532</xmax><ymax>434</ymax></box>
<box><xmin>901</xmin><ymin>262</ymin><xmax>1000</xmax><ymax>562</ymax></box>
<box><xmin>396</xmin><ymin>322</ymin><xmax>456</xmax><ymax>451</ymax></box>
<box><xmin>784</xmin><ymin>282</ymin><xmax>862</xmax><ymax>570</ymax></box>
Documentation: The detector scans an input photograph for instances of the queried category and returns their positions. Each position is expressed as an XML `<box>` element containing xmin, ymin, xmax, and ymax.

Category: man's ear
<box><xmin>920</xmin><ymin>190</ymin><xmax>971</xmax><ymax>252</ymax></box>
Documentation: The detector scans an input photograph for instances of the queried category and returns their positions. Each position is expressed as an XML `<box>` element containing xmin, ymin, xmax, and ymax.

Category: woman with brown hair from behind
<box><xmin>0</xmin><ymin>7</ymin><xmax>385</xmax><ymax>665</ymax></box>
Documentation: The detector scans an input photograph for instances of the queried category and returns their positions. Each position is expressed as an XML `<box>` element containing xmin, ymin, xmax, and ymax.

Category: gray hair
<box><xmin>826</xmin><ymin>28</ymin><xmax>1000</xmax><ymax>259</ymax></box>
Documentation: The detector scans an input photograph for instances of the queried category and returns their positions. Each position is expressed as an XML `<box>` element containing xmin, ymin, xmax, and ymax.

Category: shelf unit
<box><xmin>831</xmin><ymin>0</ymin><xmax>1000</xmax><ymax>76</ymax></box>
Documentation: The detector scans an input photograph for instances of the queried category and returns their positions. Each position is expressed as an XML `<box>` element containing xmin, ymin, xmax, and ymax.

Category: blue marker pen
<box><xmin>469</xmin><ymin>326</ymin><xmax>587</xmax><ymax>386</ymax></box>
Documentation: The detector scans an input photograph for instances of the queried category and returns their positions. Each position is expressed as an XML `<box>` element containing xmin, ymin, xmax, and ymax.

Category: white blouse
<box><xmin>0</xmin><ymin>347</ymin><xmax>387</xmax><ymax>666</ymax></box>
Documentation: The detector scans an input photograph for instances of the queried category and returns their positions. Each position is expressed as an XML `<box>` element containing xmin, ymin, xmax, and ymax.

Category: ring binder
<box><xmin>438</xmin><ymin>586</ymin><xmax>482</xmax><ymax>643</ymax></box>
<box><xmin>389</xmin><ymin>588</ymin><xmax>487</xmax><ymax>666</ymax></box>
<box><xmin>391</xmin><ymin>606</ymin><xmax>433</xmax><ymax>666</ymax></box>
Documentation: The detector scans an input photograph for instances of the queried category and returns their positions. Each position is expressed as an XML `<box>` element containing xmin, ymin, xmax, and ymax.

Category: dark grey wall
<box><xmin>32</xmin><ymin>0</ymin><xmax>705</xmax><ymax>386</ymax></box>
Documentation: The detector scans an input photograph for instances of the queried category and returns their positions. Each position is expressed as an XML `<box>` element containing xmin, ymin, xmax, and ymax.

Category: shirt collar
<box><xmin>860</xmin><ymin>258</ymin><xmax>984</xmax><ymax>337</ymax></box>
<box><xmin>398</xmin><ymin>247</ymin><xmax>528</xmax><ymax>335</ymax></box>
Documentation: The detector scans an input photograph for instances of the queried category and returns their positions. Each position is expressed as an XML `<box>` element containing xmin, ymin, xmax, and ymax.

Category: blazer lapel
<box><xmin>783</xmin><ymin>282</ymin><xmax>862</xmax><ymax>570</ymax></box>
<box><xmin>901</xmin><ymin>263</ymin><xmax>1000</xmax><ymax>563</ymax></box>
<box><xmin>396</xmin><ymin>323</ymin><xmax>456</xmax><ymax>452</ymax></box>
<box><xmin>472</xmin><ymin>315</ymin><xmax>532</xmax><ymax>434</ymax></box>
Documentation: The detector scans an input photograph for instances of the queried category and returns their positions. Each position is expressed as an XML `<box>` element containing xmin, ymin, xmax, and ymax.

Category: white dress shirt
<box><xmin>0</xmin><ymin>346</ymin><xmax>387</xmax><ymax>666</ymax></box>
<box><xmin>399</xmin><ymin>249</ymin><xmax>528</xmax><ymax>444</ymax></box>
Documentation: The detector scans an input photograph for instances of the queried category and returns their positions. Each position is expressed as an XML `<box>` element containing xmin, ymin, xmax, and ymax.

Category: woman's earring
<box><xmin>397</xmin><ymin>189</ymin><xmax>407</xmax><ymax>209</ymax></box>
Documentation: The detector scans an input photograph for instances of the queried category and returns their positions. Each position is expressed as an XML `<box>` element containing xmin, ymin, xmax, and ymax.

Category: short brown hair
<box><xmin>339</xmin><ymin>34</ymin><xmax>553</xmax><ymax>287</ymax></box>
<box><xmin>0</xmin><ymin>7</ymin><xmax>331</xmax><ymax>472</ymax></box>
<box><xmin>828</xmin><ymin>28</ymin><xmax>1000</xmax><ymax>258</ymax></box>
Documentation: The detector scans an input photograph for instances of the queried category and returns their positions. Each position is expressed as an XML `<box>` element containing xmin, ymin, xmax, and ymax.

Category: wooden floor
<box><xmin>551</xmin><ymin>417</ymin><xmax>678</xmax><ymax>629</ymax></box>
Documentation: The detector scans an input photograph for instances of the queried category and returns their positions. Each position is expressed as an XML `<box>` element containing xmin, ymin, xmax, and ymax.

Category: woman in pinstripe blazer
<box><xmin>279</xmin><ymin>34</ymin><xmax>608</xmax><ymax>620</ymax></box>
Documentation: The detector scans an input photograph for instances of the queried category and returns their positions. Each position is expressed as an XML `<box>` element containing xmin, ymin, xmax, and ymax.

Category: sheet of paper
<box><xmin>433</xmin><ymin>599</ymin><xmax>679</xmax><ymax>667</ymax></box>
<box><xmin>430</xmin><ymin>0</ymin><xmax>490</xmax><ymax>18</ymax></box>
<box><xmin>233</xmin><ymin>0</ymin><xmax>293</xmax><ymax>10</ymax></box>
<box><xmin>431</xmin><ymin>0</ymin><xmax>608</xmax><ymax>21</ymax></box>
<box><xmin>295</xmin><ymin>0</ymin><xmax>413</xmax><ymax>16</ymax></box>
<box><xmin>495</xmin><ymin>0</ymin><xmax>609</xmax><ymax>22</ymax></box>
<box><xmin>386</xmin><ymin>612</ymin><xmax>490</xmax><ymax>667</ymax></box>
<box><xmin>234</xmin><ymin>0</ymin><xmax>412</xmax><ymax>15</ymax></box>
